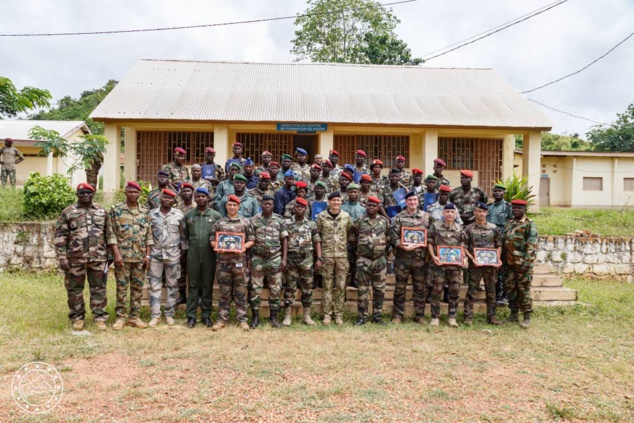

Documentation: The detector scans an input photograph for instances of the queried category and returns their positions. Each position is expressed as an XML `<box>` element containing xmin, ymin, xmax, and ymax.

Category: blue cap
<box><xmin>475</xmin><ymin>201</ymin><xmax>488</xmax><ymax>210</ymax></box>
<box><xmin>244</xmin><ymin>157</ymin><xmax>254</xmax><ymax>165</ymax></box>
<box><xmin>344</xmin><ymin>164</ymin><xmax>355</xmax><ymax>172</ymax></box>
<box><xmin>158</xmin><ymin>170</ymin><xmax>169</xmax><ymax>176</ymax></box>
<box><xmin>284</xmin><ymin>170</ymin><xmax>296</xmax><ymax>178</ymax></box>
<box><xmin>443</xmin><ymin>203</ymin><xmax>456</xmax><ymax>210</ymax></box>
<box><xmin>296</xmin><ymin>148</ymin><xmax>307</xmax><ymax>155</ymax></box>
<box><xmin>195</xmin><ymin>187</ymin><xmax>209</xmax><ymax>196</ymax></box>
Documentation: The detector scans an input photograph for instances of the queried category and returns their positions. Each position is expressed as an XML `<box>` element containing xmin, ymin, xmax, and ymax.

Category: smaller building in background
<box><xmin>515</xmin><ymin>150</ymin><xmax>634</xmax><ymax>208</ymax></box>
<box><xmin>0</xmin><ymin>120</ymin><xmax>91</xmax><ymax>187</ymax></box>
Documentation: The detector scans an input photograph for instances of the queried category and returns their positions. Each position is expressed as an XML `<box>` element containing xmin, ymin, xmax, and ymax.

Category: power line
<box><xmin>522</xmin><ymin>30</ymin><xmax>634</xmax><ymax>93</ymax></box>
<box><xmin>528</xmin><ymin>98</ymin><xmax>607</xmax><ymax>125</ymax></box>
<box><xmin>422</xmin><ymin>0</ymin><xmax>568</xmax><ymax>61</ymax></box>
<box><xmin>0</xmin><ymin>0</ymin><xmax>416</xmax><ymax>37</ymax></box>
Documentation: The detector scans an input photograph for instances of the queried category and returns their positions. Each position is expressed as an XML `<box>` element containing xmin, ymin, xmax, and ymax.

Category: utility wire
<box><xmin>422</xmin><ymin>0</ymin><xmax>568</xmax><ymax>61</ymax></box>
<box><xmin>528</xmin><ymin>98</ymin><xmax>607</xmax><ymax>125</ymax></box>
<box><xmin>0</xmin><ymin>0</ymin><xmax>416</xmax><ymax>37</ymax></box>
<box><xmin>522</xmin><ymin>30</ymin><xmax>634</xmax><ymax>93</ymax></box>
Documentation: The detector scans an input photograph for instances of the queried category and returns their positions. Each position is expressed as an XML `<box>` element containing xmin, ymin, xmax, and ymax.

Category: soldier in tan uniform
<box><xmin>0</xmin><ymin>138</ymin><xmax>24</xmax><ymax>188</ymax></box>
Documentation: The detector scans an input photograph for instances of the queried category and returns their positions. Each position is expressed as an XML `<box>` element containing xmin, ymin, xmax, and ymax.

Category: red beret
<box><xmin>324</xmin><ymin>159</ymin><xmax>333</xmax><ymax>167</ymax></box>
<box><xmin>311</xmin><ymin>164</ymin><xmax>322</xmax><ymax>170</ymax></box>
<box><xmin>329</xmin><ymin>149</ymin><xmax>340</xmax><ymax>156</ymax></box>
<box><xmin>76</xmin><ymin>183</ymin><xmax>95</xmax><ymax>192</ymax></box>
<box><xmin>355</xmin><ymin>150</ymin><xmax>366</xmax><ymax>157</ymax></box>
<box><xmin>366</xmin><ymin>196</ymin><xmax>381</xmax><ymax>204</ymax></box>
<box><xmin>205</xmin><ymin>147</ymin><xmax>215</xmax><ymax>153</ymax></box>
<box><xmin>262</xmin><ymin>150</ymin><xmax>272</xmax><ymax>156</ymax></box>
<box><xmin>174</xmin><ymin>147</ymin><xmax>186</xmax><ymax>155</ymax></box>
<box><xmin>460</xmin><ymin>170</ymin><xmax>474</xmax><ymax>178</ymax></box>
<box><xmin>434</xmin><ymin>158</ymin><xmax>446</xmax><ymax>166</ymax></box>
<box><xmin>511</xmin><ymin>199</ymin><xmax>528</xmax><ymax>206</ymax></box>
<box><xmin>295</xmin><ymin>181</ymin><xmax>308</xmax><ymax>189</ymax></box>
<box><xmin>227</xmin><ymin>194</ymin><xmax>241</xmax><ymax>204</ymax></box>
<box><xmin>396</xmin><ymin>155</ymin><xmax>406</xmax><ymax>161</ymax></box>
<box><xmin>360</xmin><ymin>174</ymin><xmax>372</xmax><ymax>182</ymax></box>
<box><xmin>340</xmin><ymin>173</ymin><xmax>353</xmax><ymax>181</ymax></box>
<box><xmin>233</xmin><ymin>142</ymin><xmax>243</xmax><ymax>148</ymax></box>
<box><xmin>126</xmin><ymin>181</ymin><xmax>141</xmax><ymax>191</ymax></box>
<box><xmin>439</xmin><ymin>185</ymin><xmax>452</xmax><ymax>193</ymax></box>
<box><xmin>269</xmin><ymin>161</ymin><xmax>280</xmax><ymax>168</ymax></box>
<box><xmin>162</xmin><ymin>189</ymin><xmax>177</xmax><ymax>198</ymax></box>
<box><xmin>412</xmin><ymin>168</ymin><xmax>424</xmax><ymax>175</ymax></box>
<box><xmin>371</xmin><ymin>159</ymin><xmax>383</xmax><ymax>168</ymax></box>
<box><xmin>296</xmin><ymin>197</ymin><xmax>308</xmax><ymax>206</ymax></box>
<box><xmin>259</xmin><ymin>172</ymin><xmax>271</xmax><ymax>179</ymax></box>
<box><xmin>181</xmin><ymin>182</ymin><xmax>194</xmax><ymax>190</ymax></box>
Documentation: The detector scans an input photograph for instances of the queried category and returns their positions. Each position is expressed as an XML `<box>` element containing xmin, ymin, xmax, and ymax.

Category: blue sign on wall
<box><xmin>276</xmin><ymin>123</ymin><xmax>328</xmax><ymax>133</ymax></box>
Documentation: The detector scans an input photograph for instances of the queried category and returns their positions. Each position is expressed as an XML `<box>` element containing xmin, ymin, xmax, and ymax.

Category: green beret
<box><xmin>347</xmin><ymin>183</ymin><xmax>360</xmax><ymax>190</ymax></box>
<box><xmin>425</xmin><ymin>174</ymin><xmax>439</xmax><ymax>181</ymax></box>
<box><xmin>493</xmin><ymin>183</ymin><xmax>506</xmax><ymax>190</ymax></box>
<box><xmin>281</xmin><ymin>154</ymin><xmax>293</xmax><ymax>160</ymax></box>
<box><xmin>315</xmin><ymin>181</ymin><xmax>327</xmax><ymax>189</ymax></box>
<box><xmin>233</xmin><ymin>174</ymin><xmax>247</xmax><ymax>182</ymax></box>
<box><xmin>230</xmin><ymin>162</ymin><xmax>242</xmax><ymax>169</ymax></box>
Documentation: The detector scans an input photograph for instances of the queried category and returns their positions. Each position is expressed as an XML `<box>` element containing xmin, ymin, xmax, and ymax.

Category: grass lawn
<box><xmin>0</xmin><ymin>273</ymin><xmax>632</xmax><ymax>422</ymax></box>
<box><xmin>531</xmin><ymin>207</ymin><xmax>634</xmax><ymax>237</ymax></box>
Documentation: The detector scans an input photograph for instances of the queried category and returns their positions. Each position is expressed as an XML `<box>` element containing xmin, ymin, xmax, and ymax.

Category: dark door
<box><xmin>293</xmin><ymin>135</ymin><xmax>318</xmax><ymax>160</ymax></box>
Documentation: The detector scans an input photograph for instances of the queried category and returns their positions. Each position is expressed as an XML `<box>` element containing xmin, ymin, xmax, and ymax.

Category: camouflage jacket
<box><xmin>251</xmin><ymin>213</ymin><xmax>288</xmax><ymax>257</ymax></box>
<box><xmin>359</xmin><ymin>190</ymin><xmax>383</xmax><ymax>206</ymax></box>
<box><xmin>248</xmin><ymin>187</ymin><xmax>275</xmax><ymax>206</ymax></box>
<box><xmin>149</xmin><ymin>207</ymin><xmax>185</xmax><ymax>263</ymax></box>
<box><xmin>146</xmin><ymin>187</ymin><xmax>180</xmax><ymax>211</ymax></box>
<box><xmin>319</xmin><ymin>175</ymin><xmax>340</xmax><ymax>193</ymax></box>
<box><xmin>163</xmin><ymin>162</ymin><xmax>190</xmax><ymax>188</ymax></box>
<box><xmin>487</xmin><ymin>200</ymin><xmax>513</xmax><ymax>231</ymax></box>
<box><xmin>382</xmin><ymin>183</ymin><xmax>403</xmax><ymax>208</ymax></box>
<box><xmin>391</xmin><ymin>209</ymin><xmax>433</xmax><ymax>258</ymax></box>
<box><xmin>218</xmin><ymin>192</ymin><xmax>259</xmax><ymax>218</ymax></box>
<box><xmin>398</xmin><ymin>169</ymin><xmax>412</xmax><ymax>186</ymax></box>
<box><xmin>503</xmin><ymin>216</ymin><xmax>538</xmax><ymax>269</ymax></box>
<box><xmin>290</xmin><ymin>162</ymin><xmax>311</xmax><ymax>182</ymax></box>
<box><xmin>353</xmin><ymin>164</ymin><xmax>370</xmax><ymax>177</ymax></box>
<box><xmin>284</xmin><ymin>215</ymin><xmax>321</xmax><ymax>254</ymax></box>
<box><xmin>435</xmin><ymin>173</ymin><xmax>451</xmax><ymax>187</ymax></box>
<box><xmin>428</xmin><ymin>221</ymin><xmax>465</xmax><ymax>265</ymax></box>
<box><xmin>254</xmin><ymin>165</ymin><xmax>270</xmax><ymax>177</ymax></box>
<box><xmin>464</xmin><ymin>221</ymin><xmax>502</xmax><ymax>254</ymax></box>
<box><xmin>428</xmin><ymin>201</ymin><xmax>463</xmax><ymax>225</ymax></box>
<box><xmin>214</xmin><ymin>178</ymin><xmax>235</xmax><ymax>205</ymax></box>
<box><xmin>270</xmin><ymin>179</ymin><xmax>284</xmax><ymax>193</ymax></box>
<box><xmin>341</xmin><ymin>201</ymin><xmax>366</xmax><ymax>220</ymax></box>
<box><xmin>350</xmin><ymin>215</ymin><xmax>390</xmax><ymax>258</ymax></box>
<box><xmin>54</xmin><ymin>203</ymin><xmax>109</xmax><ymax>263</ymax></box>
<box><xmin>0</xmin><ymin>146</ymin><xmax>25</xmax><ymax>170</ymax></box>
<box><xmin>370</xmin><ymin>175</ymin><xmax>388</xmax><ymax>194</ymax></box>
<box><xmin>210</xmin><ymin>216</ymin><xmax>255</xmax><ymax>263</ymax></box>
<box><xmin>184</xmin><ymin>207</ymin><xmax>222</xmax><ymax>250</ymax></box>
<box><xmin>284</xmin><ymin>198</ymin><xmax>312</xmax><ymax>220</ymax></box>
<box><xmin>176</xmin><ymin>200</ymin><xmax>194</xmax><ymax>215</ymax></box>
<box><xmin>330</xmin><ymin>164</ymin><xmax>343</xmax><ymax>180</ymax></box>
<box><xmin>449</xmin><ymin>186</ymin><xmax>489</xmax><ymax>224</ymax></box>
<box><xmin>317</xmin><ymin>209</ymin><xmax>352</xmax><ymax>258</ymax></box>
<box><xmin>107</xmin><ymin>202</ymin><xmax>153</xmax><ymax>262</ymax></box>
<box><xmin>192</xmin><ymin>178</ymin><xmax>213</xmax><ymax>195</ymax></box>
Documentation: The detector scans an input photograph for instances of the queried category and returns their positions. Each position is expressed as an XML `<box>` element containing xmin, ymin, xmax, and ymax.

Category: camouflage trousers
<box><xmin>430</xmin><ymin>265</ymin><xmax>462</xmax><ymax>318</ymax></box>
<box><xmin>177</xmin><ymin>251</ymin><xmax>187</xmax><ymax>295</ymax></box>
<box><xmin>250</xmin><ymin>253</ymin><xmax>283</xmax><ymax>311</ymax></box>
<box><xmin>505</xmin><ymin>266</ymin><xmax>533</xmax><ymax>314</ymax></box>
<box><xmin>148</xmin><ymin>259</ymin><xmax>180</xmax><ymax>318</ymax></box>
<box><xmin>284</xmin><ymin>252</ymin><xmax>314</xmax><ymax>309</ymax></box>
<box><xmin>393</xmin><ymin>253</ymin><xmax>428</xmax><ymax>319</ymax></box>
<box><xmin>216</xmin><ymin>257</ymin><xmax>249</xmax><ymax>323</ymax></box>
<box><xmin>356</xmin><ymin>256</ymin><xmax>386</xmax><ymax>318</ymax></box>
<box><xmin>114</xmin><ymin>262</ymin><xmax>145</xmax><ymax>320</ymax></box>
<box><xmin>64</xmin><ymin>260</ymin><xmax>109</xmax><ymax>322</ymax></box>
<box><xmin>321</xmin><ymin>257</ymin><xmax>349</xmax><ymax>318</ymax></box>
<box><xmin>464</xmin><ymin>266</ymin><xmax>497</xmax><ymax>320</ymax></box>
<box><xmin>0</xmin><ymin>168</ymin><xmax>16</xmax><ymax>188</ymax></box>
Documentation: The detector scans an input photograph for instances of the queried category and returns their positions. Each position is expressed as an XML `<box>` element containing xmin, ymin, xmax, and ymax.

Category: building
<box><xmin>91</xmin><ymin>59</ymin><xmax>551</xmax><ymax>207</ymax></box>
<box><xmin>514</xmin><ymin>150</ymin><xmax>634</xmax><ymax>208</ymax></box>
<box><xmin>0</xmin><ymin>120</ymin><xmax>91</xmax><ymax>187</ymax></box>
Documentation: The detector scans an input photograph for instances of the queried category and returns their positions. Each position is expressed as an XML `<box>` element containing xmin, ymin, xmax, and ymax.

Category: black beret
<box><xmin>328</xmin><ymin>191</ymin><xmax>341</xmax><ymax>200</ymax></box>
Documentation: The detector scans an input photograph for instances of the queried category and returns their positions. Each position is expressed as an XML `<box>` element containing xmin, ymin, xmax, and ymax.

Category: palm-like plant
<box><xmin>494</xmin><ymin>174</ymin><xmax>536</xmax><ymax>207</ymax></box>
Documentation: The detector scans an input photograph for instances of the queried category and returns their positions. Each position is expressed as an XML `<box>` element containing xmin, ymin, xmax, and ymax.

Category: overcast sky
<box><xmin>2</xmin><ymin>0</ymin><xmax>632</xmax><ymax>137</ymax></box>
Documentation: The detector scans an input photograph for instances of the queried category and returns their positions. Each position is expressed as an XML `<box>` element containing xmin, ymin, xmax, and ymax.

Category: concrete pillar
<box><xmin>409</xmin><ymin>132</ymin><xmax>424</xmax><ymax>169</ymax></box>
<box><xmin>319</xmin><ymin>129</ymin><xmax>334</xmax><ymax>157</ymax></box>
<box><xmin>214</xmin><ymin>125</ymin><xmax>229</xmax><ymax>166</ymax></box>
<box><xmin>522</xmin><ymin>131</ymin><xmax>542</xmax><ymax>212</ymax></box>
<box><xmin>46</xmin><ymin>153</ymin><xmax>53</xmax><ymax>176</ymax></box>
<box><xmin>570</xmin><ymin>157</ymin><xmax>577</xmax><ymax>206</ymax></box>
<box><xmin>422</xmin><ymin>130</ymin><xmax>438</xmax><ymax>170</ymax></box>
<box><xmin>612</xmin><ymin>158</ymin><xmax>618</xmax><ymax>208</ymax></box>
<box><xmin>502</xmin><ymin>134</ymin><xmax>515</xmax><ymax>180</ymax></box>
<box><xmin>103</xmin><ymin>123</ymin><xmax>121</xmax><ymax>198</ymax></box>
<box><xmin>123</xmin><ymin>127</ymin><xmax>137</xmax><ymax>182</ymax></box>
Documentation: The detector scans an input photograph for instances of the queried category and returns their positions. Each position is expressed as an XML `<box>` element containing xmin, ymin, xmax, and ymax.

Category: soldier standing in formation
<box><xmin>249</xmin><ymin>172</ymin><xmax>274</xmax><ymax>205</ymax></box>
<box><xmin>225</xmin><ymin>142</ymin><xmax>246</xmax><ymax>173</ymax></box>
<box><xmin>274</xmin><ymin>170</ymin><xmax>296</xmax><ymax>215</ymax></box>
<box><xmin>0</xmin><ymin>138</ymin><xmax>24</xmax><ymax>188</ymax></box>
<box><xmin>319</xmin><ymin>160</ymin><xmax>339</xmax><ymax>193</ymax></box>
<box><xmin>190</xmin><ymin>164</ymin><xmax>213</xmax><ymax>193</ymax></box>
<box><xmin>254</xmin><ymin>150</ymin><xmax>272</xmax><ymax>177</ymax></box>
<box><xmin>176</xmin><ymin>182</ymin><xmax>194</xmax><ymax>305</ymax></box>
<box><xmin>146</xmin><ymin>170</ymin><xmax>171</xmax><ymax>210</ymax></box>
<box><xmin>214</xmin><ymin>162</ymin><xmax>241</xmax><ymax>206</ymax></box>
<box><xmin>449</xmin><ymin>170</ymin><xmax>488</xmax><ymax>226</ymax></box>
<box><xmin>164</xmin><ymin>147</ymin><xmax>190</xmax><ymax>191</ymax></box>
<box><xmin>217</xmin><ymin>174</ymin><xmax>258</xmax><ymax>218</ymax></box>
<box><xmin>395</xmin><ymin>155</ymin><xmax>412</xmax><ymax>186</ymax></box>
<box><xmin>243</xmin><ymin>158</ymin><xmax>259</xmax><ymax>189</ymax></box>
<box><xmin>487</xmin><ymin>183</ymin><xmax>513</xmax><ymax>306</ymax></box>
<box><xmin>55</xmin><ymin>183</ymin><xmax>109</xmax><ymax>331</ymax></box>
<box><xmin>432</xmin><ymin>158</ymin><xmax>451</xmax><ymax>187</ymax></box>
<box><xmin>291</xmin><ymin>148</ymin><xmax>311</xmax><ymax>182</ymax></box>
<box><xmin>202</xmin><ymin>147</ymin><xmax>225</xmax><ymax>187</ymax></box>
<box><xmin>353</xmin><ymin>150</ymin><xmax>369</xmax><ymax>177</ymax></box>
<box><xmin>329</xmin><ymin>150</ymin><xmax>343</xmax><ymax>179</ymax></box>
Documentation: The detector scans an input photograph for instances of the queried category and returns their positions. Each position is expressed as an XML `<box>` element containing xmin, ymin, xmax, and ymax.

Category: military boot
<box><xmin>269</xmin><ymin>308</ymin><xmax>282</xmax><ymax>328</ymax></box>
<box><xmin>447</xmin><ymin>317</ymin><xmax>458</xmax><ymax>328</ymax></box>
<box><xmin>302</xmin><ymin>308</ymin><xmax>315</xmax><ymax>326</ymax></box>
<box><xmin>94</xmin><ymin>319</ymin><xmax>107</xmax><ymax>331</ymax></box>
<box><xmin>126</xmin><ymin>318</ymin><xmax>148</xmax><ymax>329</ymax></box>
<box><xmin>355</xmin><ymin>315</ymin><xmax>367</xmax><ymax>326</ymax></box>
<box><xmin>72</xmin><ymin>319</ymin><xmax>85</xmax><ymax>331</ymax></box>
<box><xmin>250</xmin><ymin>309</ymin><xmax>260</xmax><ymax>329</ymax></box>
<box><xmin>282</xmin><ymin>307</ymin><xmax>292</xmax><ymax>326</ymax></box>
<box><xmin>519</xmin><ymin>313</ymin><xmax>531</xmax><ymax>329</ymax></box>
<box><xmin>506</xmin><ymin>312</ymin><xmax>519</xmax><ymax>323</ymax></box>
<box><xmin>112</xmin><ymin>319</ymin><xmax>125</xmax><ymax>331</ymax></box>
<box><xmin>175</xmin><ymin>288</ymin><xmax>187</xmax><ymax>306</ymax></box>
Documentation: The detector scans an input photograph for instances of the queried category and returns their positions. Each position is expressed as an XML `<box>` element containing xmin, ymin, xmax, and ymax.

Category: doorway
<box><xmin>540</xmin><ymin>177</ymin><xmax>550</xmax><ymax>207</ymax></box>
<box><xmin>293</xmin><ymin>134</ymin><xmax>318</xmax><ymax>159</ymax></box>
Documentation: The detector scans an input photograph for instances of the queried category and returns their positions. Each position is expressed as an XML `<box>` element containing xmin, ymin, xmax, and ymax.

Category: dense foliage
<box><xmin>495</xmin><ymin>174</ymin><xmax>535</xmax><ymax>207</ymax></box>
<box><xmin>22</xmin><ymin>172</ymin><xmax>75</xmax><ymax>219</ymax></box>
<box><xmin>0</xmin><ymin>76</ymin><xmax>51</xmax><ymax>118</ymax></box>
<box><xmin>586</xmin><ymin>104</ymin><xmax>634</xmax><ymax>152</ymax></box>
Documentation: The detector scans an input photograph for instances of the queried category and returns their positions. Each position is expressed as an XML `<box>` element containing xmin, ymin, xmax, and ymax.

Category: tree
<box><xmin>291</xmin><ymin>0</ymin><xmax>422</xmax><ymax>65</ymax></box>
<box><xmin>0</xmin><ymin>76</ymin><xmax>51</xmax><ymax>118</ymax></box>
<box><xmin>29</xmin><ymin>126</ymin><xmax>108</xmax><ymax>188</ymax></box>
<box><xmin>587</xmin><ymin>104</ymin><xmax>634</xmax><ymax>152</ymax></box>
<box><xmin>541</xmin><ymin>132</ymin><xmax>591</xmax><ymax>151</ymax></box>
<box><xmin>30</xmin><ymin>80</ymin><xmax>117</xmax><ymax>135</ymax></box>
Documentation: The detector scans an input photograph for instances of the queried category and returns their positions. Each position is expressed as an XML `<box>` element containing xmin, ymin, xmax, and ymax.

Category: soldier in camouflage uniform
<box><xmin>350</xmin><ymin>196</ymin><xmax>389</xmax><ymax>325</ymax></box>
<box><xmin>395</xmin><ymin>155</ymin><xmax>412</xmax><ymax>187</ymax></box>
<box><xmin>432</xmin><ymin>158</ymin><xmax>451</xmax><ymax>187</ymax></box>
<box><xmin>310</xmin><ymin>181</ymin><xmax>328</xmax><ymax>205</ymax></box>
<box><xmin>428</xmin><ymin>185</ymin><xmax>463</xmax><ymax>224</ymax></box>
<box><xmin>248</xmin><ymin>172</ymin><xmax>274</xmax><ymax>207</ymax></box>
<box><xmin>163</xmin><ymin>147</ymin><xmax>190</xmax><ymax>191</ymax></box>
<box><xmin>146</xmin><ymin>170</ymin><xmax>172</xmax><ymax>210</ymax></box>
<box><xmin>224</xmin><ymin>142</ymin><xmax>246</xmax><ymax>174</ymax></box>
<box><xmin>184</xmin><ymin>187</ymin><xmax>221</xmax><ymax>328</ymax></box>
<box><xmin>317</xmin><ymin>191</ymin><xmax>352</xmax><ymax>325</ymax></box>
<box><xmin>284</xmin><ymin>197</ymin><xmax>322</xmax><ymax>325</ymax></box>
<box><xmin>254</xmin><ymin>150</ymin><xmax>272</xmax><ymax>177</ymax></box>
<box><xmin>370</xmin><ymin>160</ymin><xmax>387</xmax><ymax>194</ymax></box>
<box><xmin>210</xmin><ymin>195</ymin><xmax>256</xmax><ymax>331</ymax></box>
<box><xmin>55</xmin><ymin>183</ymin><xmax>109</xmax><ymax>331</ymax></box>
<box><xmin>284</xmin><ymin>181</ymin><xmax>311</xmax><ymax>219</ymax></box>
<box><xmin>307</xmin><ymin>164</ymin><xmax>322</xmax><ymax>199</ymax></box>
<box><xmin>191</xmin><ymin>164</ymin><xmax>214</xmax><ymax>193</ymax></box>
<box><xmin>463</xmin><ymin>202</ymin><xmax>503</xmax><ymax>326</ymax></box>
<box><xmin>249</xmin><ymin>195</ymin><xmax>288</xmax><ymax>328</ymax></box>
<box><xmin>214</xmin><ymin>162</ymin><xmax>241</xmax><ymax>209</ymax></box>
<box><xmin>353</xmin><ymin>150</ymin><xmax>370</xmax><ymax>178</ymax></box>
<box><xmin>341</xmin><ymin>183</ymin><xmax>366</xmax><ymax>287</ymax></box>
<box><xmin>319</xmin><ymin>160</ymin><xmax>339</xmax><ymax>193</ymax></box>
<box><xmin>503</xmin><ymin>199</ymin><xmax>538</xmax><ymax>329</ymax></box>
<box><xmin>175</xmin><ymin>182</ymin><xmax>195</xmax><ymax>305</ymax></box>
<box><xmin>218</xmin><ymin>174</ymin><xmax>259</xmax><ymax>218</ymax></box>
<box><xmin>329</xmin><ymin>150</ymin><xmax>343</xmax><ymax>180</ymax></box>
<box><xmin>338</xmin><ymin>173</ymin><xmax>352</xmax><ymax>202</ymax></box>
<box><xmin>290</xmin><ymin>148</ymin><xmax>311</xmax><ymax>182</ymax></box>
<box><xmin>449</xmin><ymin>170</ymin><xmax>488</xmax><ymax>226</ymax></box>
<box><xmin>487</xmin><ymin>183</ymin><xmax>513</xmax><ymax>306</ymax></box>
<box><xmin>202</xmin><ymin>147</ymin><xmax>225</xmax><ymax>188</ymax></box>
<box><xmin>409</xmin><ymin>168</ymin><xmax>425</xmax><ymax>195</ymax></box>
<box><xmin>427</xmin><ymin>204</ymin><xmax>466</xmax><ymax>327</ymax></box>
<box><xmin>279</xmin><ymin>154</ymin><xmax>294</xmax><ymax>181</ymax></box>
<box><xmin>0</xmin><ymin>138</ymin><xmax>25</xmax><ymax>188</ymax></box>
<box><xmin>390</xmin><ymin>191</ymin><xmax>433</xmax><ymax>324</ymax></box>
<box><xmin>268</xmin><ymin>162</ymin><xmax>283</xmax><ymax>192</ymax></box>
<box><xmin>107</xmin><ymin>181</ymin><xmax>153</xmax><ymax>330</ymax></box>
<box><xmin>148</xmin><ymin>189</ymin><xmax>185</xmax><ymax>327</ymax></box>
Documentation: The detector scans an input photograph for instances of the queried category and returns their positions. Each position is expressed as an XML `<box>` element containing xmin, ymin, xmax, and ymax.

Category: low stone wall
<box><xmin>0</xmin><ymin>222</ymin><xmax>58</xmax><ymax>271</ymax></box>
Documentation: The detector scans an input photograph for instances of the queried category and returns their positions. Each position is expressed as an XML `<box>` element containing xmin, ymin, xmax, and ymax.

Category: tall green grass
<box><xmin>531</xmin><ymin>207</ymin><xmax>634</xmax><ymax>236</ymax></box>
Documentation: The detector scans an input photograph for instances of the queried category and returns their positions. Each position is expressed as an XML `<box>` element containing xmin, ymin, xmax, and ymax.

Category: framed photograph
<box><xmin>437</xmin><ymin>246</ymin><xmax>464</xmax><ymax>265</ymax></box>
<box><xmin>401</xmin><ymin>227</ymin><xmax>427</xmax><ymax>247</ymax></box>
<box><xmin>215</xmin><ymin>232</ymin><xmax>245</xmax><ymax>253</ymax></box>
<box><xmin>473</xmin><ymin>248</ymin><xmax>499</xmax><ymax>266</ymax></box>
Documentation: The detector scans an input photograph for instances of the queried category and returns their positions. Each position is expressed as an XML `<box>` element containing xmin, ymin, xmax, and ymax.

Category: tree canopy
<box><xmin>0</xmin><ymin>76</ymin><xmax>51</xmax><ymax>118</ymax></box>
<box><xmin>586</xmin><ymin>104</ymin><xmax>634</xmax><ymax>152</ymax></box>
<box><xmin>291</xmin><ymin>0</ymin><xmax>422</xmax><ymax>65</ymax></box>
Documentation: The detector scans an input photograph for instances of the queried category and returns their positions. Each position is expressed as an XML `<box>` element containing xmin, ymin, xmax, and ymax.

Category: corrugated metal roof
<box><xmin>91</xmin><ymin>60</ymin><xmax>552</xmax><ymax>130</ymax></box>
<box><xmin>0</xmin><ymin>120</ymin><xmax>90</xmax><ymax>141</ymax></box>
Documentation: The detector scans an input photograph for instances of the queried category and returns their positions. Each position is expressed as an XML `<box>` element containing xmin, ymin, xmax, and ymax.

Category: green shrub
<box><xmin>495</xmin><ymin>174</ymin><xmax>536</xmax><ymax>207</ymax></box>
<box><xmin>0</xmin><ymin>188</ymin><xmax>26</xmax><ymax>221</ymax></box>
<box><xmin>22</xmin><ymin>172</ymin><xmax>75</xmax><ymax>219</ymax></box>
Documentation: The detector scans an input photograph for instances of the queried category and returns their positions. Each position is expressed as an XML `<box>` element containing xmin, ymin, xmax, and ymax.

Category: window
<box><xmin>583</xmin><ymin>177</ymin><xmax>603</xmax><ymax>191</ymax></box>
<box><xmin>333</xmin><ymin>134</ymin><xmax>409</xmax><ymax>168</ymax></box>
<box><xmin>236</xmin><ymin>133</ymin><xmax>293</xmax><ymax>162</ymax></box>
<box><xmin>624</xmin><ymin>178</ymin><xmax>634</xmax><ymax>191</ymax></box>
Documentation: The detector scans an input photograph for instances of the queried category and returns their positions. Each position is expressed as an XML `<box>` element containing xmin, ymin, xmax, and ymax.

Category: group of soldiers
<box><xmin>55</xmin><ymin>142</ymin><xmax>538</xmax><ymax>332</ymax></box>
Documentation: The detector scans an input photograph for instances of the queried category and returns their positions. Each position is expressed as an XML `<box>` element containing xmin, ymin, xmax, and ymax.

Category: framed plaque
<box><xmin>473</xmin><ymin>248</ymin><xmax>500</xmax><ymax>266</ymax></box>
<box><xmin>401</xmin><ymin>227</ymin><xmax>427</xmax><ymax>247</ymax></box>
<box><xmin>437</xmin><ymin>246</ymin><xmax>464</xmax><ymax>265</ymax></box>
<box><xmin>215</xmin><ymin>232</ymin><xmax>245</xmax><ymax>253</ymax></box>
